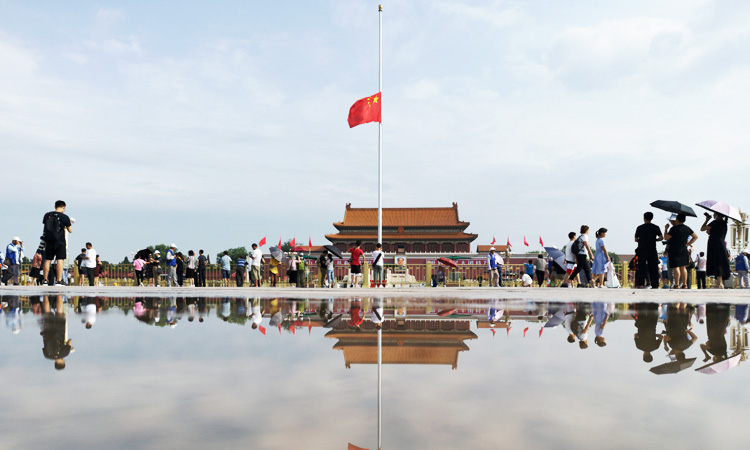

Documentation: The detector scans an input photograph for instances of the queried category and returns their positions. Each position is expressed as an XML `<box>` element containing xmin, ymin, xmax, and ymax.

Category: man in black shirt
<box><xmin>634</xmin><ymin>212</ymin><xmax>663</xmax><ymax>289</ymax></box>
<box><xmin>42</xmin><ymin>200</ymin><xmax>73</xmax><ymax>286</ymax></box>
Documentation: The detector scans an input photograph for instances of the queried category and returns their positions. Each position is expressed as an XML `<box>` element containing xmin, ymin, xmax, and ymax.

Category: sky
<box><xmin>2</xmin><ymin>0</ymin><xmax>749</xmax><ymax>262</ymax></box>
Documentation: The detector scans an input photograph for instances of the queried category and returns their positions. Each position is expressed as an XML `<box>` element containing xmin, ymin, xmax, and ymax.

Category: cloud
<box><xmin>433</xmin><ymin>1</ymin><xmax>527</xmax><ymax>29</ymax></box>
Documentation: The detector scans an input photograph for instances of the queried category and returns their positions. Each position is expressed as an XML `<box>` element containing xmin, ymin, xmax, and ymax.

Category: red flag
<box><xmin>491</xmin><ymin>236</ymin><xmax>496</xmax><ymax>245</ymax></box>
<box><xmin>491</xmin><ymin>329</ymin><xmax>496</xmax><ymax>337</ymax></box>
<box><xmin>348</xmin><ymin>92</ymin><xmax>382</xmax><ymax>128</ymax></box>
<box><xmin>523</xmin><ymin>236</ymin><xmax>529</xmax><ymax>246</ymax></box>
<box><xmin>308</xmin><ymin>237</ymin><xmax>312</xmax><ymax>251</ymax></box>
<box><xmin>538</xmin><ymin>327</ymin><xmax>543</xmax><ymax>337</ymax></box>
<box><xmin>290</xmin><ymin>325</ymin><xmax>296</xmax><ymax>335</ymax></box>
<box><xmin>258</xmin><ymin>236</ymin><xmax>266</xmax><ymax>247</ymax></box>
<box><xmin>290</xmin><ymin>237</ymin><xmax>296</xmax><ymax>248</ymax></box>
<box><xmin>539</xmin><ymin>236</ymin><xmax>544</xmax><ymax>247</ymax></box>
<box><xmin>506</xmin><ymin>237</ymin><xmax>511</xmax><ymax>248</ymax></box>
<box><xmin>523</xmin><ymin>327</ymin><xmax>529</xmax><ymax>337</ymax></box>
<box><xmin>278</xmin><ymin>237</ymin><xmax>282</xmax><ymax>248</ymax></box>
<box><xmin>308</xmin><ymin>323</ymin><xmax>313</xmax><ymax>335</ymax></box>
<box><xmin>259</xmin><ymin>325</ymin><xmax>266</xmax><ymax>336</ymax></box>
<box><xmin>278</xmin><ymin>324</ymin><xmax>282</xmax><ymax>334</ymax></box>
<box><xmin>506</xmin><ymin>327</ymin><xmax>511</xmax><ymax>337</ymax></box>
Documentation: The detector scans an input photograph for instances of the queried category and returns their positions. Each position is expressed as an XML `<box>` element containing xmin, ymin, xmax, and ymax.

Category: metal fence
<box><xmin>10</xmin><ymin>261</ymin><xmax>635</xmax><ymax>288</ymax></box>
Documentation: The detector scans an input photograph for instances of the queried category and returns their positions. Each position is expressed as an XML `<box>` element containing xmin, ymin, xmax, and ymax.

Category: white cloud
<box><xmin>433</xmin><ymin>1</ymin><xmax>527</xmax><ymax>29</ymax></box>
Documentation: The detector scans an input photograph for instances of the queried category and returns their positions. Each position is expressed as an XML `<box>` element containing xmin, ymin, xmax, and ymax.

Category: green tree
<box><xmin>280</xmin><ymin>239</ymin><xmax>293</xmax><ymax>252</ymax></box>
<box><xmin>217</xmin><ymin>247</ymin><xmax>248</xmax><ymax>264</ymax></box>
<box><xmin>147</xmin><ymin>244</ymin><xmax>170</xmax><ymax>257</ymax></box>
<box><xmin>608</xmin><ymin>252</ymin><xmax>621</xmax><ymax>265</ymax></box>
<box><xmin>121</xmin><ymin>256</ymin><xmax>130</xmax><ymax>265</ymax></box>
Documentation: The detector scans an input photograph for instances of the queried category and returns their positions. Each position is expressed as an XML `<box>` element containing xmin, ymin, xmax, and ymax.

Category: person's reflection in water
<box><xmin>29</xmin><ymin>295</ymin><xmax>43</xmax><ymax>316</ymax></box>
<box><xmin>592</xmin><ymin>302</ymin><xmax>611</xmax><ymax>347</ymax></box>
<box><xmin>663</xmin><ymin>303</ymin><xmax>697</xmax><ymax>361</ymax></box>
<box><xmin>371</xmin><ymin>299</ymin><xmax>384</xmax><ymax>330</ymax></box>
<box><xmin>220</xmin><ymin>299</ymin><xmax>231</xmax><ymax>322</ymax></box>
<box><xmin>249</xmin><ymin>298</ymin><xmax>264</xmax><ymax>330</ymax></box>
<box><xmin>318</xmin><ymin>299</ymin><xmax>334</xmax><ymax>321</ymax></box>
<box><xmin>186</xmin><ymin>298</ymin><xmax>197</xmax><ymax>323</ymax></box>
<box><xmin>40</xmin><ymin>295</ymin><xmax>73</xmax><ymax>370</ymax></box>
<box><xmin>735</xmin><ymin>304</ymin><xmax>749</xmax><ymax>325</ymax></box>
<box><xmin>4</xmin><ymin>295</ymin><xmax>23</xmax><ymax>334</ymax></box>
<box><xmin>79</xmin><ymin>297</ymin><xmax>99</xmax><ymax>329</ymax></box>
<box><xmin>567</xmin><ymin>303</ymin><xmax>592</xmax><ymax>349</ymax></box>
<box><xmin>634</xmin><ymin>303</ymin><xmax>663</xmax><ymax>363</ymax></box>
<box><xmin>700</xmin><ymin>303</ymin><xmax>731</xmax><ymax>363</ymax></box>
<box><xmin>167</xmin><ymin>297</ymin><xmax>178</xmax><ymax>327</ymax></box>
<box><xmin>349</xmin><ymin>299</ymin><xmax>364</xmax><ymax>331</ymax></box>
<box><xmin>487</xmin><ymin>299</ymin><xmax>504</xmax><ymax>326</ymax></box>
<box><xmin>197</xmin><ymin>298</ymin><xmax>207</xmax><ymax>323</ymax></box>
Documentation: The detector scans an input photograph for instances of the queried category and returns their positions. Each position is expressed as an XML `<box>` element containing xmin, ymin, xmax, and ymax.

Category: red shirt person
<box><xmin>348</xmin><ymin>240</ymin><xmax>365</xmax><ymax>288</ymax></box>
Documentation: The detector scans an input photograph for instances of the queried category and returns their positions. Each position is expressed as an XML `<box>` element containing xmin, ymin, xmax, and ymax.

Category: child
<box><xmin>592</xmin><ymin>228</ymin><xmax>610</xmax><ymax>288</ymax></box>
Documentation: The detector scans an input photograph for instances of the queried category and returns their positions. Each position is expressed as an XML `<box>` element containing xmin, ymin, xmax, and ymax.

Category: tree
<box><xmin>280</xmin><ymin>239</ymin><xmax>293</xmax><ymax>252</ymax></box>
<box><xmin>217</xmin><ymin>247</ymin><xmax>248</xmax><ymax>264</ymax></box>
<box><xmin>608</xmin><ymin>252</ymin><xmax>621</xmax><ymax>265</ymax></box>
<box><xmin>147</xmin><ymin>244</ymin><xmax>170</xmax><ymax>257</ymax></box>
<box><xmin>121</xmin><ymin>256</ymin><xmax>130</xmax><ymax>265</ymax></box>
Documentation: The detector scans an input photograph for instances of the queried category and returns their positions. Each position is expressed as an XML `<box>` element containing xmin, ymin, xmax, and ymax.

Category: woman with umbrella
<box><xmin>699</xmin><ymin>212</ymin><xmax>731</xmax><ymax>288</ymax></box>
<box><xmin>664</xmin><ymin>214</ymin><xmax>698</xmax><ymax>289</ymax></box>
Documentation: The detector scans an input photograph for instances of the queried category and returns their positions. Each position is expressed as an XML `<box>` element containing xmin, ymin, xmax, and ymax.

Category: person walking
<box><xmin>235</xmin><ymin>255</ymin><xmax>246</xmax><ymax>287</ymax></box>
<box><xmin>249</xmin><ymin>243</ymin><xmax>263</xmax><ymax>287</ymax></box>
<box><xmin>695</xmin><ymin>251</ymin><xmax>707</xmax><ymax>289</ymax></box>
<box><xmin>41</xmin><ymin>200</ymin><xmax>73</xmax><ymax>286</ymax></box>
<box><xmin>566</xmin><ymin>226</ymin><xmax>595</xmax><ymax>288</ymax></box>
<box><xmin>372</xmin><ymin>243</ymin><xmax>385</xmax><ymax>288</ymax></box>
<box><xmin>185</xmin><ymin>250</ymin><xmax>196</xmax><ymax>287</ymax></box>
<box><xmin>166</xmin><ymin>244</ymin><xmax>178</xmax><ymax>287</ymax></box>
<box><xmin>30</xmin><ymin>251</ymin><xmax>43</xmax><ymax>285</ymax></box>
<box><xmin>150</xmin><ymin>250</ymin><xmax>162</xmax><ymax>287</ymax></box>
<box><xmin>326</xmin><ymin>253</ymin><xmax>335</xmax><ymax>288</ymax></box>
<box><xmin>220</xmin><ymin>251</ymin><xmax>232</xmax><ymax>287</ymax></box>
<box><xmin>700</xmin><ymin>212</ymin><xmax>731</xmax><ymax>288</ymax></box>
<box><xmin>318</xmin><ymin>250</ymin><xmax>329</xmax><ymax>287</ymax></box>
<box><xmin>560</xmin><ymin>232</ymin><xmax>578</xmax><ymax>287</ymax></box>
<box><xmin>591</xmin><ymin>228</ymin><xmax>610</xmax><ymax>288</ymax></box>
<box><xmin>348</xmin><ymin>241</ymin><xmax>364</xmax><ymax>288</ymax></box>
<box><xmin>664</xmin><ymin>213</ymin><xmax>699</xmax><ymax>289</ymax></box>
<box><xmin>133</xmin><ymin>254</ymin><xmax>145</xmax><ymax>286</ymax></box>
<box><xmin>533</xmin><ymin>254</ymin><xmax>546</xmax><ymax>287</ymax></box>
<box><xmin>94</xmin><ymin>255</ymin><xmax>102</xmax><ymax>285</ymax></box>
<box><xmin>175</xmin><ymin>252</ymin><xmax>185</xmax><ymax>287</ymax></box>
<box><xmin>75</xmin><ymin>248</ymin><xmax>87</xmax><ymax>286</ymax></box>
<box><xmin>634</xmin><ymin>212</ymin><xmax>663</xmax><ymax>289</ymax></box>
<box><xmin>82</xmin><ymin>242</ymin><xmax>97</xmax><ymax>286</ymax></box>
<box><xmin>735</xmin><ymin>251</ymin><xmax>750</xmax><ymax>289</ymax></box>
<box><xmin>486</xmin><ymin>247</ymin><xmax>502</xmax><ymax>287</ymax></box>
<box><xmin>196</xmin><ymin>250</ymin><xmax>207</xmax><ymax>287</ymax></box>
<box><xmin>269</xmin><ymin>255</ymin><xmax>279</xmax><ymax>287</ymax></box>
<box><xmin>3</xmin><ymin>237</ymin><xmax>24</xmax><ymax>286</ymax></box>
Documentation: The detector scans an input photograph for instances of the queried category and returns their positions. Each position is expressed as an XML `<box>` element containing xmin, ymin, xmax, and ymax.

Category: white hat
<box><xmin>170</xmin><ymin>243</ymin><xmax>176</xmax><ymax>248</ymax></box>
<box><xmin>154</xmin><ymin>250</ymin><xmax>161</xmax><ymax>254</ymax></box>
<box><xmin>12</xmin><ymin>236</ymin><xmax>20</xmax><ymax>241</ymax></box>
<box><xmin>489</xmin><ymin>247</ymin><xmax>495</xmax><ymax>251</ymax></box>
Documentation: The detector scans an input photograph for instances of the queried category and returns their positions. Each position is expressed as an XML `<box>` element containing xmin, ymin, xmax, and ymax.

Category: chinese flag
<box><xmin>259</xmin><ymin>326</ymin><xmax>266</xmax><ymax>336</ymax></box>
<box><xmin>278</xmin><ymin>237</ymin><xmax>282</xmax><ymax>248</ymax></box>
<box><xmin>491</xmin><ymin>236</ymin><xmax>496</xmax><ymax>245</ymax></box>
<box><xmin>259</xmin><ymin>236</ymin><xmax>266</xmax><ymax>247</ymax></box>
<box><xmin>524</xmin><ymin>236</ymin><xmax>529</xmax><ymax>246</ymax></box>
<box><xmin>539</xmin><ymin>236</ymin><xmax>544</xmax><ymax>247</ymax></box>
<box><xmin>348</xmin><ymin>92</ymin><xmax>382</xmax><ymax>128</ymax></box>
<box><xmin>308</xmin><ymin>237</ymin><xmax>312</xmax><ymax>251</ymax></box>
<box><xmin>506</xmin><ymin>236</ymin><xmax>511</xmax><ymax>248</ymax></box>
<box><xmin>290</xmin><ymin>237</ymin><xmax>296</xmax><ymax>248</ymax></box>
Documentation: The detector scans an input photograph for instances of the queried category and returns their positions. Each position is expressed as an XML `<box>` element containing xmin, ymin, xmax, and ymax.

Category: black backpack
<box><xmin>571</xmin><ymin>237</ymin><xmax>583</xmax><ymax>254</ymax></box>
<box><xmin>43</xmin><ymin>212</ymin><xmax>64</xmax><ymax>244</ymax></box>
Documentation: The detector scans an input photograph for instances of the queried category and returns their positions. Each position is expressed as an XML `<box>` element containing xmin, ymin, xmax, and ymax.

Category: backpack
<box><xmin>571</xmin><ymin>237</ymin><xmax>583</xmax><ymax>255</ymax></box>
<box><xmin>43</xmin><ymin>212</ymin><xmax>64</xmax><ymax>244</ymax></box>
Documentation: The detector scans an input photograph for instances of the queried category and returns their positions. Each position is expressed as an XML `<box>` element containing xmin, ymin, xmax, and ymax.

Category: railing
<box><xmin>8</xmin><ymin>262</ymin><xmax>639</xmax><ymax>288</ymax></box>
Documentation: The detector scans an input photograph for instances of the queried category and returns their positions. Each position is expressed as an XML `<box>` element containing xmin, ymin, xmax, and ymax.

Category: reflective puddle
<box><xmin>1</xmin><ymin>295</ymin><xmax>748</xmax><ymax>449</ymax></box>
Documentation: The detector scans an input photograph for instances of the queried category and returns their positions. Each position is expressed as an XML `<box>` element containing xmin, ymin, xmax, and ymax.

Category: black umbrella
<box><xmin>135</xmin><ymin>248</ymin><xmax>152</xmax><ymax>259</ymax></box>
<box><xmin>323</xmin><ymin>314</ymin><xmax>343</xmax><ymax>328</ymax></box>
<box><xmin>324</xmin><ymin>245</ymin><xmax>343</xmax><ymax>259</ymax></box>
<box><xmin>649</xmin><ymin>357</ymin><xmax>696</xmax><ymax>375</ymax></box>
<box><xmin>650</xmin><ymin>200</ymin><xmax>697</xmax><ymax>217</ymax></box>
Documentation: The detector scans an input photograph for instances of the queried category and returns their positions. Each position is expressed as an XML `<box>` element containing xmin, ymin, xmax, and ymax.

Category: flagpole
<box><xmin>377</xmin><ymin>4</ymin><xmax>383</xmax><ymax>248</ymax></box>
